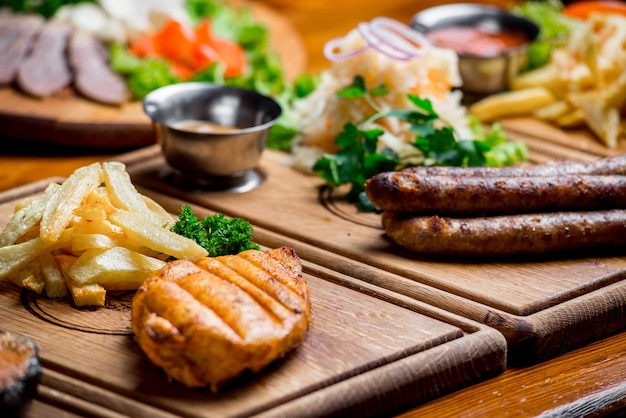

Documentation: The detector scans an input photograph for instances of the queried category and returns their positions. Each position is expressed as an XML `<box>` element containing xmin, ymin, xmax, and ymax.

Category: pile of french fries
<box><xmin>470</xmin><ymin>12</ymin><xmax>626</xmax><ymax>148</ymax></box>
<box><xmin>0</xmin><ymin>162</ymin><xmax>208</xmax><ymax>307</ymax></box>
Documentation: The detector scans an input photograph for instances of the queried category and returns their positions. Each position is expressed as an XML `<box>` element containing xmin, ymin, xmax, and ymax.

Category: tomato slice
<box><xmin>155</xmin><ymin>20</ymin><xmax>197</xmax><ymax>68</ymax></box>
<box><xmin>193</xmin><ymin>44</ymin><xmax>219</xmax><ymax>71</ymax></box>
<box><xmin>195</xmin><ymin>19</ymin><xmax>247</xmax><ymax>77</ymax></box>
<box><xmin>194</xmin><ymin>19</ymin><xmax>213</xmax><ymax>46</ymax></box>
<box><xmin>563</xmin><ymin>1</ymin><xmax>626</xmax><ymax>19</ymax></box>
<box><xmin>170</xmin><ymin>62</ymin><xmax>195</xmax><ymax>80</ymax></box>
<box><xmin>128</xmin><ymin>18</ymin><xmax>247</xmax><ymax>78</ymax></box>
<box><xmin>212</xmin><ymin>37</ymin><xmax>247</xmax><ymax>77</ymax></box>
<box><xmin>129</xmin><ymin>34</ymin><xmax>158</xmax><ymax>58</ymax></box>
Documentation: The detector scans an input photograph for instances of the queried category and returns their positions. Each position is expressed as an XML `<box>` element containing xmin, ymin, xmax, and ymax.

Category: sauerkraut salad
<box><xmin>280</xmin><ymin>18</ymin><xmax>527</xmax><ymax>211</ymax></box>
<box><xmin>290</xmin><ymin>24</ymin><xmax>470</xmax><ymax>170</ymax></box>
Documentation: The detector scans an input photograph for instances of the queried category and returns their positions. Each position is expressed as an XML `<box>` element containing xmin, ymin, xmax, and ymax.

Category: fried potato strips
<box><xmin>0</xmin><ymin>162</ymin><xmax>208</xmax><ymax>307</ymax></box>
<box><xmin>470</xmin><ymin>13</ymin><xmax>626</xmax><ymax>148</ymax></box>
<box><xmin>470</xmin><ymin>87</ymin><xmax>557</xmax><ymax>122</ymax></box>
<box><xmin>40</xmin><ymin>163</ymin><xmax>103</xmax><ymax>245</ymax></box>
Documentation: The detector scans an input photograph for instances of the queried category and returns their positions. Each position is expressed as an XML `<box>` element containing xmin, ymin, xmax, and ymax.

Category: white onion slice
<box><xmin>370</xmin><ymin>17</ymin><xmax>430</xmax><ymax>57</ymax></box>
<box><xmin>323</xmin><ymin>37</ymin><xmax>369</xmax><ymax>61</ymax></box>
<box><xmin>358</xmin><ymin>21</ymin><xmax>414</xmax><ymax>60</ymax></box>
<box><xmin>323</xmin><ymin>17</ymin><xmax>431</xmax><ymax>62</ymax></box>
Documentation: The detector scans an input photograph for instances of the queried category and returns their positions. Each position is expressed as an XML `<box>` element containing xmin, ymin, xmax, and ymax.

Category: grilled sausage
<box><xmin>366</xmin><ymin>173</ymin><xmax>626</xmax><ymax>215</ymax></box>
<box><xmin>382</xmin><ymin>210</ymin><xmax>626</xmax><ymax>256</ymax></box>
<box><xmin>400</xmin><ymin>154</ymin><xmax>626</xmax><ymax>177</ymax></box>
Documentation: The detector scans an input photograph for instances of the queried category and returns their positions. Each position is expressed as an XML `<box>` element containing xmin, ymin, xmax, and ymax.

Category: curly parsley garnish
<box><xmin>171</xmin><ymin>205</ymin><xmax>260</xmax><ymax>257</ymax></box>
<box><xmin>312</xmin><ymin>76</ymin><xmax>527</xmax><ymax>212</ymax></box>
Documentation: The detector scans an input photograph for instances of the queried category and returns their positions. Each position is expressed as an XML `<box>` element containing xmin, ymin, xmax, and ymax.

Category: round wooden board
<box><xmin>0</xmin><ymin>2</ymin><xmax>307</xmax><ymax>149</ymax></box>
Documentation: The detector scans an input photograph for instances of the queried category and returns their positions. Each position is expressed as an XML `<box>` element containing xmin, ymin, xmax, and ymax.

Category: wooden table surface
<box><xmin>2</xmin><ymin>1</ymin><xmax>625</xmax><ymax>416</ymax></box>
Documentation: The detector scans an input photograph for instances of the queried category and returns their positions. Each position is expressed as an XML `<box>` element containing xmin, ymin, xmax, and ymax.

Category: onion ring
<box><xmin>323</xmin><ymin>37</ymin><xmax>369</xmax><ymax>61</ymax></box>
<box><xmin>370</xmin><ymin>17</ymin><xmax>430</xmax><ymax>57</ymax></box>
<box><xmin>358</xmin><ymin>22</ymin><xmax>415</xmax><ymax>60</ymax></box>
<box><xmin>323</xmin><ymin>17</ymin><xmax>431</xmax><ymax>62</ymax></box>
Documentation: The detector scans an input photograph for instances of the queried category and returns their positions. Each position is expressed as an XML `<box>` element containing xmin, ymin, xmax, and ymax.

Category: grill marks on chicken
<box><xmin>132</xmin><ymin>247</ymin><xmax>311</xmax><ymax>391</ymax></box>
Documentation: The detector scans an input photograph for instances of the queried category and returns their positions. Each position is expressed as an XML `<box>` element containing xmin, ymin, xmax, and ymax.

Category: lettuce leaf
<box><xmin>510</xmin><ymin>0</ymin><xmax>583</xmax><ymax>70</ymax></box>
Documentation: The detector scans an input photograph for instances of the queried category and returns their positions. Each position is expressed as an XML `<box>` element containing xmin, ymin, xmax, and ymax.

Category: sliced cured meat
<box><xmin>0</xmin><ymin>14</ymin><xmax>45</xmax><ymax>84</ymax></box>
<box><xmin>68</xmin><ymin>30</ymin><xmax>128</xmax><ymax>105</ymax></box>
<box><xmin>17</xmin><ymin>21</ymin><xmax>72</xmax><ymax>98</ymax></box>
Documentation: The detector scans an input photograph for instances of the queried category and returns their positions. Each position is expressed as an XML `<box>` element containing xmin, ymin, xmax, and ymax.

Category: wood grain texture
<box><xmin>0</xmin><ymin>1</ymin><xmax>306</xmax><ymax>149</ymax></box>
<box><xmin>0</xmin><ymin>182</ymin><xmax>506</xmax><ymax>417</ymax></box>
<box><xmin>1</xmin><ymin>0</ymin><xmax>626</xmax><ymax>415</ymax></box>
<box><xmin>399</xmin><ymin>328</ymin><xmax>626</xmax><ymax>417</ymax></box>
<box><xmin>120</xmin><ymin>144</ymin><xmax>626</xmax><ymax>365</ymax></box>
<box><xmin>502</xmin><ymin>118</ymin><xmax>626</xmax><ymax>159</ymax></box>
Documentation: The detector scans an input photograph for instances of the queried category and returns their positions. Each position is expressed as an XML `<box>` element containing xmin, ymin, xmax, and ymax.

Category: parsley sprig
<box><xmin>171</xmin><ymin>205</ymin><xmax>260</xmax><ymax>257</ymax></box>
<box><xmin>312</xmin><ymin>76</ymin><xmax>527</xmax><ymax>212</ymax></box>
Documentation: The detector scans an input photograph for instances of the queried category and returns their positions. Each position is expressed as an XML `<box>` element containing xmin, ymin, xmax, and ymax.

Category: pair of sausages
<box><xmin>365</xmin><ymin>155</ymin><xmax>626</xmax><ymax>256</ymax></box>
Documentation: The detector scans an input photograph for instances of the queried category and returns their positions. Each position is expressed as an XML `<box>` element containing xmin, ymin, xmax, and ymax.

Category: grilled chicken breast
<box><xmin>131</xmin><ymin>247</ymin><xmax>311</xmax><ymax>391</ymax></box>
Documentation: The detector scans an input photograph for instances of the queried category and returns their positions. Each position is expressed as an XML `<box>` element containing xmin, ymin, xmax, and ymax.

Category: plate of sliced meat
<box><xmin>0</xmin><ymin>3</ymin><xmax>306</xmax><ymax>149</ymax></box>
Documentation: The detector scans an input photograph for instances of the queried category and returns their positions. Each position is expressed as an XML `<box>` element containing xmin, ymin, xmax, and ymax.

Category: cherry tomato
<box><xmin>563</xmin><ymin>1</ymin><xmax>626</xmax><ymax>19</ymax></box>
<box><xmin>128</xmin><ymin>18</ymin><xmax>248</xmax><ymax>79</ymax></box>
<box><xmin>211</xmin><ymin>37</ymin><xmax>247</xmax><ymax>77</ymax></box>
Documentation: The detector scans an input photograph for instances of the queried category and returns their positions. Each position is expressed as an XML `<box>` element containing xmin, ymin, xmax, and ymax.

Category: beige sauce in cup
<box><xmin>171</xmin><ymin>120</ymin><xmax>238</xmax><ymax>133</ymax></box>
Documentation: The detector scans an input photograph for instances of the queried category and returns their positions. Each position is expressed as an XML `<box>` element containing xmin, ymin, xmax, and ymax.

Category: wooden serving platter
<box><xmin>0</xmin><ymin>179</ymin><xmax>506</xmax><ymax>418</ymax></box>
<box><xmin>0</xmin><ymin>1</ymin><xmax>306</xmax><ymax>149</ymax></box>
<box><xmin>120</xmin><ymin>128</ymin><xmax>626</xmax><ymax>366</ymax></box>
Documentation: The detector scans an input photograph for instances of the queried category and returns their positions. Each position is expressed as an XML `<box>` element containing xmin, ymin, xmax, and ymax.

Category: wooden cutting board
<box><xmin>501</xmin><ymin>117</ymin><xmax>626</xmax><ymax>162</ymax></box>
<box><xmin>0</xmin><ymin>2</ymin><xmax>306</xmax><ymax>149</ymax></box>
<box><xmin>120</xmin><ymin>120</ymin><xmax>626</xmax><ymax>366</ymax></box>
<box><xmin>0</xmin><ymin>179</ymin><xmax>506</xmax><ymax>418</ymax></box>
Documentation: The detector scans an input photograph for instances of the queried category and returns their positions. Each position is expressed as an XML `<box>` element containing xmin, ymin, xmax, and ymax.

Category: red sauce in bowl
<box><xmin>425</xmin><ymin>26</ymin><xmax>529</xmax><ymax>57</ymax></box>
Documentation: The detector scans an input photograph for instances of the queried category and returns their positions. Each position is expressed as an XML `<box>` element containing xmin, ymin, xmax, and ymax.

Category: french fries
<box><xmin>108</xmin><ymin>210</ymin><xmax>208</xmax><ymax>260</ymax></box>
<box><xmin>0</xmin><ymin>162</ymin><xmax>208</xmax><ymax>307</ymax></box>
<box><xmin>68</xmin><ymin>247</ymin><xmax>166</xmax><ymax>291</ymax></box>
<box><xmin>470</xmin><ymin>13</ymin><xmax>626</xmax><ymax>148</ymax></box>
<box><xmin>470</xmin><ymin>87</ymin><xmax>556</xmax><ymax>122</ymax></box>
<box><xmin>56</xmin><ymin>254</ymin><xmax>106</xmax><ymax>308</ymax></box>
<box><xmin>39</xmin><ymin>252</ymin><xmax>68</xmax><ymax>298</ymax></box>
<box><xmin>40</xmin><ymin>163</ymin><xmax>103</xmax><ymax>245</ymax></box>
<box><xmin>0</xmin><ymin>183</ymin><xmax>59</xmax><ymax>247</ymax></box>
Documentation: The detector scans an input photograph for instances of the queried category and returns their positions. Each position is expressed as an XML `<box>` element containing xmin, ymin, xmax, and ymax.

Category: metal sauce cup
<box><xmin>143</xmin><ymin>82</ymin><xmax>282</xmax><ymax>187</ymax></box>
<box><xmin>411</xmin><ymin>3</ymin><xmax>540</xmax><ymax>96</ymax></box>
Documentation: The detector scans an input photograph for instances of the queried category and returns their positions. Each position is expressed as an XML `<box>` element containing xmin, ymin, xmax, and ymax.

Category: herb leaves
<box><xmin>171</xmin><ymin>206</ymin><xmax>260</xmax><ymax>257</ymax></box>
<box><xmin>312</xmin><ymin>76</ymin><xmax>527</xmax><ymax>211</ymax></box>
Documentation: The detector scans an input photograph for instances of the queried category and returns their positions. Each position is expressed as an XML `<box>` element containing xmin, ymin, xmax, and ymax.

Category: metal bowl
<box><xmin>143</xmin><ymin>82</ymin><xmax>281</xmax><ymax>187</ymax></box>
<box><xmin>411</xmin><ymin>3</ymin><xmax>539</xmax><ymax>96</ymax></box>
